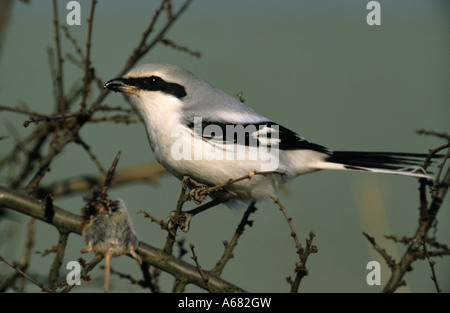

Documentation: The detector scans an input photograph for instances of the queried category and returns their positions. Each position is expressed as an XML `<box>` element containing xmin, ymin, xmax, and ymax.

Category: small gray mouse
<box><xmin>81</xmin><ymin>196</ymin><xmax>142</xmax><ymax>292</ymax></box>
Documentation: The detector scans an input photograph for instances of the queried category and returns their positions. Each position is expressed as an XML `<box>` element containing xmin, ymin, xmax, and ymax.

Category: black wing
<box><xmin>186</xmin><ymin>119</ymin><xmax>330</xmax><ymax>154</ymax></box>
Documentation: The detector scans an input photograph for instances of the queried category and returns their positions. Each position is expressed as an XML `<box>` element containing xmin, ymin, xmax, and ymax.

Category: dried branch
<box><xmin>162</xmin><ymin>175</ymin><xmax>191</xmax><ymax>255</ymax></box>
<box><xmin>48</xmin><ymin>232</ymin><xmax>69</xmax><ymax>288</ymax></box>
<box><xmin>213</xmin><ymin>203</ymin><xmax>257</xmax><ymax>276</ymax></box>
<box><xmin>160</xmin><ymin>38</ymin><xmax>201</xmax><ymax>58</ymax></box>
<box><xmin>0</xmin><ymin>186</ymin><xmax>245</xmax><ymax>293</ymax></box>
<box><xmin>189</xmin><ymin>243</ymin><xmax>213</xmax><ymax>292</ymax></box>
<box><xmin>416</xmin><ymin>129</ymin><xmax>450</xmax><ymax>141</ymax></box>
<box><xmin>101</xmin><ymin>151</ymin><xmax>121</xmax><ymax>194</ymax></box>
<box><xmin>138</xmin><ymin>210</ymin><xmax>168</xmax><ymax>230</ymax></box>
<box><xmin>271</xmin><ymin>197</ymin><xmax>317</xmax><ymax>292</ymax></box>
<box><xmin>35</xmin><ymin>162</ymin><xmax>166</xmax><ymax>197</ymax></box>
<box><xmin>80</xmin><ymin>0</ymin><xmax>97</xmax><ymax>110</ymax></box>
<box><xmin>272</xmin><ymin>197</ymin><xmax>302</xmax><ymax>254</ymax></box>
<box><xmin>122</xmin><ymin>0</ymin><xmax>194</xmax><ymax>72</ymax></box>
<box><xmin>382</xmin><ymin>165</ymin><xmax>450</xmax><ymax>293</ymax></box>
<box><xmin>363</xmin><ymin>232</ymin><xmax>396</xmax><ymax>269</ymax></box>
<box><xmin>61</xmin><ymin>25</ymin><xmax>84</xmax><ymax>61</ymax></box>
<box><xmin>0</xmin><ymin>255</ymin><xmax>54</xmax><ymax>293</ymax></box>
<box><xmin>289</xmin><ymin>232</ymin><xmax>317</xmax><ymax>293</ymax></box>
<box><xmin>51</xmin><ymin>0</ymin><xmax>65</xmax><ymax>114</ymax></box>
<box><xmin>422</xmin><ymin>241</ymin><xmax>441</xmax><ymax>293</ymax></box>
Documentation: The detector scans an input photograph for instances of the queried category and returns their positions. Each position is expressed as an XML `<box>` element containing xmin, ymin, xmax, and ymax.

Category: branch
<box><xmin>189</xmin><ymin>243</ymin><xmax>213</xmax><ymax>292</ymax></box>
<box><xmin>35</xmin><ymin>161</ymin><xmax>166</xmax><ymax>197</ymax></box>
<box><xmin>363</xmin><ymin>232</ymin><xmax>396</xmax><ymax>269</ymax></box>
<box><xmin>213</xmin><ymin>203</ymin><xmax>257</xmax><ymax>276</ymax></box>
<box><xmin>123</xmin><ymin>0</ymin><xmax>193</xmax><ymax>73</ymax></box>
<box><xmin>382</xmin><ymin>166</ymin><xmax>450</xmax><ymax>292</ymax></box>
<box><xmin>422</xmin><ymin>241</ymin><xmax>442</xmax><ymax>293</ymax></box>
<box><xmin>0</xmin><ymin>255</ymin><xmax>54</xmax><ymax>293</ymax></box>
<box><xmin>48</xmin><ymin>232</ymin><xmax>69</xmax><ymax>288</ymax></box>
<box><xmin>0</xmin><ymin>186</ymin><xmax>245</xmax><ymax>293</ymax></box>
<box><xmin>51</xmin><ymin>0</ymin><xmax>65</xmax><ymax>113</ymax></box>
<box><xmin>80</xmin><ymin>0</ymin><xmax>97</xmax><ymax>110</ymax></box>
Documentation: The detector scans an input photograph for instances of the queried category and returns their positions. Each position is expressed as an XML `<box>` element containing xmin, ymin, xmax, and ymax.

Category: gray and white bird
<box><xmin>105</xmin><ymin>63</ymin><xmax>437</xmax><ymax>210</ymax></box>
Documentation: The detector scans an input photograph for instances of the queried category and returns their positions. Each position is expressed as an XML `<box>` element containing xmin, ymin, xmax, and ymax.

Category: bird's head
<box><xmin>104</xmin><ymin>63</ymin><xmax>197</xmax><ymax>100</ymax></box>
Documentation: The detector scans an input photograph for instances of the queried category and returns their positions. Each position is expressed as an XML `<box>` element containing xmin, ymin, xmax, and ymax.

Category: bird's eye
<box><xmin>142</xmin><ymin>76</ymin><xmax>161</xmax><ymax>88</ymax></box>
<box><xmin>128</xmin><ymin>75</ymin><xmax>186</xmax><ymax>98</ymax></box>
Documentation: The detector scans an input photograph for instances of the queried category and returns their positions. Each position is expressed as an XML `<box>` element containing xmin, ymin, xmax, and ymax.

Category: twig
<box><xmin>289</xmin><ymin>232</ymin><xmax>317</xmax><ymax>293</ymax></box>
<box><xmin>35</xmin><ymin>162</ymin><xmax>166</xmax><ymax>197</ymax></box>
<box><xmin>160</xmin><ymin>38</ymin><xmax>201</xmax><ymax>58</ymax></box>
<box><xmin>48</xmin><ymin>232</ymin><xmax>69</xmax><ymax>288</ymax></box>
<box><xmin>0</xmin><ymin>186</ymin><xmax>245</xmax><ymax>292</ymax></box>
<box><xmin>191</xmin><ymin>170</ymin><xmax>278</xmax><ymax>201</ymax></box>
<box><xmin>213</xmin><ymin>203</ymin><xmax>257</xmax><ymax>276</ymax></box>
<box><xmin>124</xmin><ymin>0</ymin><xmax>169</xmax><ymax>69</ymax></box>
<box><xmin>382</xmin><ymin>166</ymin><xmax>450</xmax><ymax>293</ymax></box>
<box><xmin>61</xmin><ymin>25</ymin><xmax>85</xmax><ymax>61</ymax></box>
<box><xmin>363</xmin><ymin>232</ymin><xmax>396</xmax><ymax>269</ymax></box>
<box><xmin>102</xmin><ymin>151</ymin><xmax>121</xmax><ymax>193</ymax></box>
<box><xmin>35</xmin><ymin>246</ymin><xmax>58</xmax><ymax>257</ymax></box>
<box><xmin>11</xmin><ymin>217</ymin><xmax>36</xmax><ymax>292</ymax></box>
<box><xmin>189</xmin><ymin>243</ymin><xmax>213</xmax><ymax>292</ymax></box>
<box><xmin>0</xmin><ymin>104</ymin><xmax>46</xmax><ymax>117</ymax></box>
<box><xmin>23</xmin><ymin>112</ymin><xmax>81</xmax><ymax>127</ymax></box>
<box><xmin>104</xmin><ymin>266</ymin><xmax>144</xmax><ymax>288</ymax></box>
<box><xmin>422</xmin><ymin>241</ymin><xmax>441</xmax><ymax>293</ymax></box>
<box><xmin>89</xmin><ymin>116</ymin><xmax>139</xmax><ymax>124</ymax></box>
<box><xmin>74</xmin><ymin>136</ymin><xmax>107</xmax><ymax>175</ymax></box>
<box><xmin>271</xmin><ymin>197</ymin><xmax>302</xmax><ymax>254</ymax></box>
<box><xmin>0</xmin><ymin>255</ymin><xmax>54</xmax><ymax>293</ymax></box>
<box><xmin>271</xmin><ymin>197</ymin><xmax>317</xmax><ymax>292</ymax></box>
<box><xmin>163</xmin><ymin>171</ymin><xmax>277</xmax><ymax>254</ymax></box>
<box><xmin>416</xmin><ymin>129</ymin><xmax>450</xmax><ymax>141</ymax></box>
<box><xmin>121</xmin><ymin>0</ymin><xmax>193</xmax><ymax>75</ymax></box>
<box><xmin>80</xmin><ymin>0</ymin><xmax>97</xmax><ymax>110</ymax></box>
<box><xmin>138</xmin><ymin>210</ymin><xmax>168</xmax><ymax>230</ymax></box>
<box><xmin>162</xmin><ymin>176</ymin><xmax>191</xmax><ymax>255</ymax></box>
<box><xmin>52</xmin><ymin>0</ymin><xmax>65</xmax><ymax>114</ymax></box>
<box><xmin>420</xmin><ymin>143</ymin><xmax>450</xmax><ymax>198</ymax></box>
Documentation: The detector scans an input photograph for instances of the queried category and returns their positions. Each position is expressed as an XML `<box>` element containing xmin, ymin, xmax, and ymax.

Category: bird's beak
<box><xmin>104</xmin><ymin>78</ymin><xmax>138</xmax><ymax>94</ymax></box>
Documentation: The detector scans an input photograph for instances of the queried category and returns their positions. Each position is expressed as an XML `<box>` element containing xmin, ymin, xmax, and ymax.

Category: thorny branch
<box><xmin>0</xmin><ymin>255</ymin><xmax>54</xmax><ymax>293</ymax></box>
<box><xmin>364</xmin><ymin>137</ymin><xmax>450</xmax><ymax>293</ymax></box>
<box><xmin>0</xmin><ymin>0</ymin><xmax>194</xmax><ymax>195</ymax></box>
<box><xmin>189</xmin><ymin>243</ymin><xmax>213</xmax><ymax>292</ymax></box>
<box><xmin>0</xmin><ymin>0</ymin><xmax>217</xmax><ymax>293</ymax></box>
<box><xmin>422</xmin><ymin>240</ymin><xmax>442</xmax><ymax>293</ymax></box>
<box><xmin>0</xmin><ymin>184</ymin><xmax>245</xmax><ymax>293</ymax></box>
<box><xmin>137</xmin><ymin>171</ymin><xmax>315</xmax><ymax>292</ymax></box>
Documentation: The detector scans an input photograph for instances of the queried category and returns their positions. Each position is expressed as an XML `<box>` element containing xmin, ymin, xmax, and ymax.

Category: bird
<box><xmin>104</xmin><ymin>63</ymin><xmax>438</xmax><ymax>211</ymax></box>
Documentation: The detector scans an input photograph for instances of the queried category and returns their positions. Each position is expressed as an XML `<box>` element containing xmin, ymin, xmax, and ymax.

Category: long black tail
<box><xmin>323</xmin><ymin>151</ymin><xmax>439</xmax><ymax>179</ymax></box>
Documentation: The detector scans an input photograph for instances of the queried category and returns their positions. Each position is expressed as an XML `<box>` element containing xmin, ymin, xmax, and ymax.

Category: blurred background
<box><xmin>0</xmin><ymin>0</ymin><xmax>449</xmax><ymax>292</ymax></box>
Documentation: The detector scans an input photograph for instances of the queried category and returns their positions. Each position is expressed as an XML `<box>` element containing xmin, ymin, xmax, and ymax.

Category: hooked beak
<box><xmin>104</xmin><ymin>78</ymin><xmax>138</xmax><ymax>94</ymax></box>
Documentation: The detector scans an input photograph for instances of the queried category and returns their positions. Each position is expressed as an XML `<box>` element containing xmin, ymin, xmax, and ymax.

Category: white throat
<box><xmin>128</xmin><ymin>92</ymin><xmax>184</xmax><ymax>162</ymax></box>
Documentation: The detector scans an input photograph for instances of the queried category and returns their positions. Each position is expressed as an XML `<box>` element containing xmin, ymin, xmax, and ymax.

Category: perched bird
<box><xmin>105</xmin><ymin>63</ymin><xmax>437</xmax><ymax>211</ymax></box>
<box><xmin>81</xmin><ymin>197</ymin><xmax>142</xmax><ymax>292</ymax></box>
